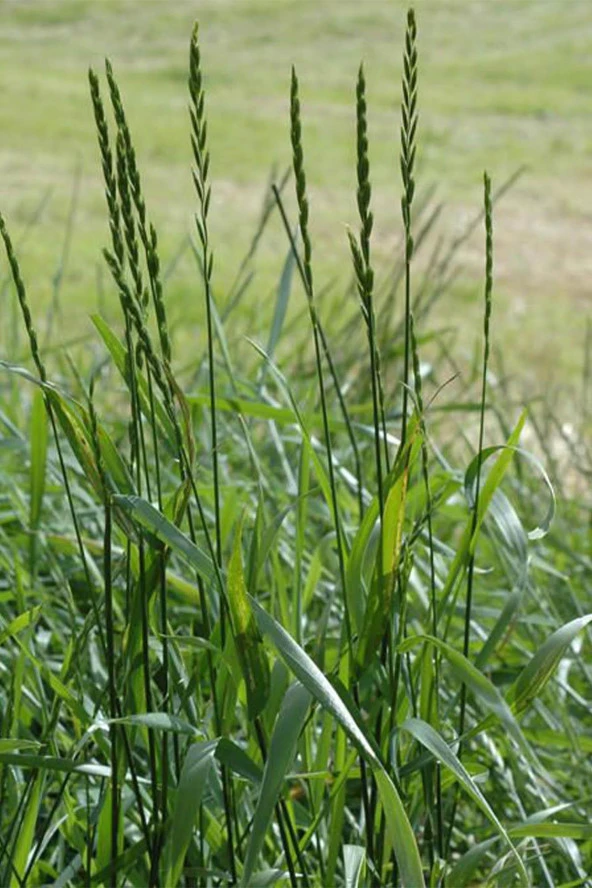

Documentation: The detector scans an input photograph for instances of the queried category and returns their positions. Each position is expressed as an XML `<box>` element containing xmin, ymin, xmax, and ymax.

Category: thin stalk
<box><xmin>169</xmin><ymin>419</ymin><xmax>237</xmax><ymax>884</ymax></box>
<box><xmin>348</xmin><ymin>67</ymin><xmax>396</xmax><ymax>865</ymax></box>
<box><xmin>146</xmin><ymin>366</ymin><xmax>174</xmax><ymax>817</ymax></box>
<box><xmin>447</xmin><ymin>172</ymin><xmax>494</xmax><ymax>855</ymax></box>
<box><xmin>104</xmin><ymin>72</ymin><xmax>175</xmax><ymax>822</ymax></box>
<box><xmin>133</xmin><ymin>427</ymin><xmax>160</xmax><ymax>871</ymax></box>
<box><xmin>88</xmin><ymin>386</ymin><xmax>119</xmax><ymax>882</ymax></box>
<box><xmin>85</xmin><ymin>777</ymin><xmax>92</xmax><ymax>888</ymax></box>
<box><xmin>409</xmin><ymin>312</ymin><xmax>443</xmax><ymax>859</ymax></box>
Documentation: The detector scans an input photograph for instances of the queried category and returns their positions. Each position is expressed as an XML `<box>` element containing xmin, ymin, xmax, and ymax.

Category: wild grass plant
<box><xmin>0</xmin><ymin>8</ymin><xmax>591</xmax><ymax>888</ymax></box>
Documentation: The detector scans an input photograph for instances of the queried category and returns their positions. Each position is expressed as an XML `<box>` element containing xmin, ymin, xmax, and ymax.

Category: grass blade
<box><xmin>343</xmin><ymin>844</ymin><xmax>366</xmax><ymax>888</ymax></box>
<box><xmin>113</xmin><ymin>494</ymin><xmax>216</xmax><ymax>585</ymax></box>
<box><xmin>508</xmin><ymin>614</ymin><xmax>592</xmax><ymax>714</ymax></box>
<box><xmin>241</xmin><ymin>683</ymin><xmax>311</xmax><ymax>887</ymax></box>
<box><xmin>228</xmin><ymin>517</ymin><xmax>270</xmax><ymax>720</ymax></box>
<box><xmin>402</xmin><ymin>717</ymin><xmax>529</xmax><ymax>886</ymax></box>
<box><xmin>165</xmin><ymin>739</ymin><xmax>218</xmax><ymax>888</ymax></box>
<box><xmin>251</xmin><ymin>598</ymin><xmax>425</xmax><ymax>888</ymax></box>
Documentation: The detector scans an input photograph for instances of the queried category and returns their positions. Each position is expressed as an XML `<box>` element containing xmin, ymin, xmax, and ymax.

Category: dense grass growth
<box><xmin>0</xmin><ymin>8</ymin><xmax>591</xmax><ymax>887</ymax></box>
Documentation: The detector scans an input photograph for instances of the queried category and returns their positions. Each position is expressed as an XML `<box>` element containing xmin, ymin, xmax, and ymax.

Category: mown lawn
<box><xmin>1</xmin><ymin>0</ymin><xmax>591</xmax><ymax>384</ymax></box>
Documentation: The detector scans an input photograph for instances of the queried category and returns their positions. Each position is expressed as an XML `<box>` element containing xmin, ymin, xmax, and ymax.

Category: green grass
<box><xmin>0</xmin><ymin>5</ymin><xmax>591</xmax><ymax>887</ymax></box>
<box><xmin>1</xmin><ymin>0</ymin><xmax>592</xmax><ymax>387</ymax></box>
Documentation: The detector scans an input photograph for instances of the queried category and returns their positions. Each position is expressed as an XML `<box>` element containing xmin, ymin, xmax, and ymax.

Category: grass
<box><xmin>1</xmin><ymin>0</ymin><xmax>592</xmax><ymax>387</ymax></box>
<box><xmin>0</xmin><ymin>4</ymin><xmax>591</xmax><ymax>888</ymax></box>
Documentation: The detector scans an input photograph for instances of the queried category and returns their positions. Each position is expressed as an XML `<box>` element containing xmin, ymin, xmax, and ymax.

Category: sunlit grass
<box><xmin>0</xmin><ymin>6</ymin><xmax>590</xmax><ymax>887</ymax></box>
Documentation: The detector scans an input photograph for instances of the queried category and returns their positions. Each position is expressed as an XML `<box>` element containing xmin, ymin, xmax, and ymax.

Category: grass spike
<box><xmin>350</xmin><ymin>62</ymin><xmax>389</xmax><ymax>509</ymax></box>
<box><xmin>115</xmin><ymin>130</ymin><xmax>146</xmax><ymax>311</ymax></box>
<box><xmin>0</xmin><ymin>215</ymin><xmax>46</xmax><ymax>384</ymax></box>
<box><xmin>104</xmin><ymin>60</ymin><xmax>172</xmax><ymax>360</ymax></box>
<box><xmin>189</xmin><ymin>22</ymin><xmax>222</xmax><ymax>568</ymax></box>
<box><xmin>399</xmin><ymin>7</ymin><xmax>418</xmax><ymax>447</ymax></box>
<box><xmin>88</xmin><ymin>68</ymin><xmax>124</xmax><ymax>268</ymax></box>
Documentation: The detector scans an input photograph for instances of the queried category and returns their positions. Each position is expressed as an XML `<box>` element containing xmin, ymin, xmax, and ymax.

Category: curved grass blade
<box><xmin>448</xmin><ymin>816</ymin><xmax>592</xmax><ymax>887</ymax></box>
<box><xmin>346</xmin><ymin>495</ymin><xmax>379</xmax><ymax>636</ymax></box>
<box><xmin>507</xmin><ymin>614</ymin><xmax>592</xmax><ymax>714</ymax></box>
<box><xmin>215</xmin><ymin>738</ymin><xmax>263</xmax><ymax>785</ymax></box>
<box><xmin>356</xmin><ymin>424</ymin><xmax>421</xmax><ymax>668</ymax></box>
<box><xmin>398</xmin><ymin>634</ymin><xmax>523</xmax><ymax>748</ymax></box>
<box><xmin>109</xmin><ymin>713</ymin><xmax>199</xmax><ymax>736</ymax></box>
<box><xmin>113</xmin><ymin>494</ymin><xmax>216</xmax><ymax>586</ymax></box>
<box><xmin>402</xmin><ymin>718</ymin><xmax>529</xmax><ymax>886</ymax></box>
<box><xmin>439</xmin><ymin>409</ymin><xmax>527</xmax><ymax>616</ymax></box>
<box><xmin>0</xmin><ymin>606</ymin><xmax>42</xmax><ymax>646</ymax></box>
<box><xmin>165</xmin><ymin>739</ymin><xmax>218</xmax><ymax>888</ymax></box>
<box><xmin>9</xmin><ymin>773</ymin><xmax>42</xmax><ymax>888</ymax></box>
<box><xmin>343</xmin><ymin>844</ymin><xmax>366</xmax><ymax>888</ymax></box>
<box><xmin>45</xmin><ymin>388</ymin><xmax>102</xmax><ymax>494</ymax></box>
<box><xmin>0</xmin><ymin>741</ymin><xmax>40</xmax><ymax>754</ymax></box>
<box><xmin>228</xmin><ymin>518</ymin><xmax>270</xmax><ymax>720</ymax></box>
<box><xmin>241</xmin><ymin>682</ymin><xmax>311</xmax><ymax>887</ymax></box>
<box><xmin>264</xmin><ymin>238</ymin><xmax>297</xmax><ymax>374</ymax></box>
<box><xmin>464</xmin><ymin>443</ymin><xmax>555</xmax><ymax>541</ymax></box>
<box><xmin>251</xmin><ymin>598</ymin><xmax>425</xmax><ymax>888</ymax></box>
<box><xmin>462</xmin><ymin>614</ymin><xmax>592</xmax><ymax>744</ymax></box>
<box><xmin>0</xmin><ymin>753</ymin><xmax>111</xmax><ymax>778</ymax></box>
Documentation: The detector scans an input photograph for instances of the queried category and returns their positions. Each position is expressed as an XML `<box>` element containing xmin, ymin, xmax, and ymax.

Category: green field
<box><xmin>1</xmin><ymin>0</ymin><xmax>591</xmax><ymax>388</ymax></box>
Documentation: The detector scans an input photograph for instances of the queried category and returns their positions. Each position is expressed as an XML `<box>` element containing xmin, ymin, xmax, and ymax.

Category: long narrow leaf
<box><xmin>251</xmin><ymin>598</ymin><xmax>425</xmax><ymax>888</ymax></box>
<box><xmin>113</xmin><ymin>494</ymin><xmax>216</xmax><ymax>586</ymax></box>
<box><xmin>165</xmin><ymin>740</ymin><xmax>218</xmax><ymax>888</ymax></box>
<box><xmin>241</xmin><ymin>682</ymin><xmax>310</xmax><ymax>887</ymax></box>
<box><xmin>402</xmin><ymin>717</ymin><xmax>528</xmax><ymax>886</ymax></box>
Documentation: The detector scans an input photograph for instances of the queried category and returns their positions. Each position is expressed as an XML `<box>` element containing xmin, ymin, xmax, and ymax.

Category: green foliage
<box><xmin>0</xmin><ymin>7</ymin><xmax>590</xmax><ymax>888</ymax></box>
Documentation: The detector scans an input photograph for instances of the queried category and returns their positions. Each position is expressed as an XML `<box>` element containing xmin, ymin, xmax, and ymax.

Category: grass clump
<box><xmin>0</xmin><ymin>7</ymin><xmax>590</xmax><ymax>888</ymax></box>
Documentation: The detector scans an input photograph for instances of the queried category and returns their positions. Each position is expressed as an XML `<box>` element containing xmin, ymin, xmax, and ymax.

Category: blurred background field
<box><xmin>1</xmin><ymin>0</ymin><xmax>591</xmax><ymax>391</ymax></box>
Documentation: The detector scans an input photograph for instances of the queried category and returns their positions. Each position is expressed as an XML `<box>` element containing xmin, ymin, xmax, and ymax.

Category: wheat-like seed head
<box><xmin>0</xmin><ymin>213</ymin><xmax>46</xmax><ymax>383</ymax></box>
<box><xmin>400</xmin><ymin>7</ymin><xmax>418</xmax><ymax>261</ymax></box>
<box><xmin>88</xmin><ymin>68</ymin><xmax>124</xmax><ymax>267</ymax></box>
<box><xmin>290</xmin><ymin>67</ymin><xmax>314</xmax><ymax>299</ymax></box>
